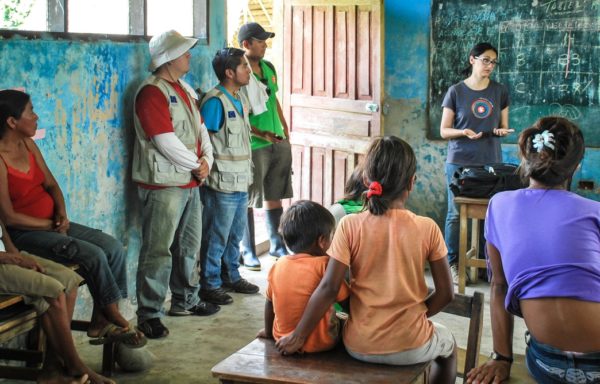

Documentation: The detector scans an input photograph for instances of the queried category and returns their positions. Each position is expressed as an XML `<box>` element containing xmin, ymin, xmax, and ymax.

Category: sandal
<box><xmin>89</xmin><ymin>323</ymin><xmax>141</xmax><ymax>346</ymax></box>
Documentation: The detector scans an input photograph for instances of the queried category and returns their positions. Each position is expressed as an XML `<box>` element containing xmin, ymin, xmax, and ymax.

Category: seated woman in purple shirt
<box><xmin>467</xmin><ymin>117</ymin><xmax>600</xmax><ymax>384</ymax></box>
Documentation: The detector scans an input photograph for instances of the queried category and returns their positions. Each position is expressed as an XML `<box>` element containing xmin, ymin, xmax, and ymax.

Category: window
<box><xmin>68</xmin><ymin>0</ymin><xmax>128</xmax><ymax>35</ymax></box>
<box><xmin>0</xmin><ymin>0</ymin><xmax>208</xmax><ymax>41</ymax></box>
<box><xmin>146</xmin><ymin>0</ymin><xmax>193</xmax><ymax>37</ymax></box>
<box><xmin>1</xmin><ymin>0</ymin><xmax>48</xmax><ymax>31</ymax></box>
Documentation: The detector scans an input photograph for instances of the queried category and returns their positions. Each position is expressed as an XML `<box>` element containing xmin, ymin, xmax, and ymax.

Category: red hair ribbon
<box><xmin>367</xmin><ymin>181</ymin><xmax>383</xmax><ymax>198</ymax></box>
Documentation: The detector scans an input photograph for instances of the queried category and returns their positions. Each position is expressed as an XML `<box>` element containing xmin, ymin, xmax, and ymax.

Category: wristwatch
<box><xmin>490</xmin><ymin>351</ymin><xmax>513</xmax><ymax>363</ymax></box>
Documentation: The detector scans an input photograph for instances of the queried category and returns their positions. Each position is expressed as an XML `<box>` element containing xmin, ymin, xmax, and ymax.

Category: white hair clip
<box><xmin>532</xmin><ymin>130</ymin><xmax>555</xmax><ymax>153</ymax></box>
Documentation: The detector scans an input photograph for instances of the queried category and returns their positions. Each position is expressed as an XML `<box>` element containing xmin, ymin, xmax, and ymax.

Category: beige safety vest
<box><xmin>201</xmin><ymin>87</ymin><xmax>252</xmax><ymax>193</ymax></box>
<box><xmin>131</xmin><ymin>76</ymin><xmax>201</xmax><ymax>186</ymax></box>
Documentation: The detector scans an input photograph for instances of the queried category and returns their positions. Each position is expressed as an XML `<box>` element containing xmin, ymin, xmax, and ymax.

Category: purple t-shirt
<box><xmin>442</xmin><ymin>80</ymin><xmax>509</xmax><ymax>165</ymax></box>
<box><xmin>485</xmin><ymin>189</ymin><xmax>600</xmax><ymax>316</ymax></box>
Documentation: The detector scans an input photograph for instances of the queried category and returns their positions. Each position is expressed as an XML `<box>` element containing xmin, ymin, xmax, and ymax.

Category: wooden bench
<box><xmin>212</xmin><ymin>291</ymin><xmax>485</xmax><ymax>384</ymax></box>
<box><xmin>0</xmin><ymin>268</ymin><xmax>117</xmax><ymax>381</ymax></box>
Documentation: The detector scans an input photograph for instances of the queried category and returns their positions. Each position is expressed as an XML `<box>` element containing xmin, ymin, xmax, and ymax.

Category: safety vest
<box><xmin>201</xmin><ymin>87</ymin><xmax>252</xmax><ymax>193</ymax></box>
<box><xmin>131</xmin><ymin>76</ymin><xmax>201</xmax><ymax>186</ymax></box>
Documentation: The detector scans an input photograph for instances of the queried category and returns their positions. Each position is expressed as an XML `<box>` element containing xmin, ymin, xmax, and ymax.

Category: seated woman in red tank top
<box><xmin>0</xmin><ymin>89</ymin><xmax>146</xmax><ymax>350</ymax></box>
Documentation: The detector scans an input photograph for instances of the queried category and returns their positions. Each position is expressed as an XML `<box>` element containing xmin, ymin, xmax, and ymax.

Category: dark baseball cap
<box><xmin>238</xmin><ymin>22</ymin><xmax>275</xmax><ymax>44</ymax></box>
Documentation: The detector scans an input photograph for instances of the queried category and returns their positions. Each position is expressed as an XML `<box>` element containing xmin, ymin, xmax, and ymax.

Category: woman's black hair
<box><xmin>518</xmin><ymin>116</ymin><xmax>585</xmax><ymax>188</ymax></box>
<box><xmin>461</xmin><ymin>42</ymin><xmax>498</xmax><ymax>77</ymax></box>
<box><xmin>363</xmin><ymin>136</ymin><xmax>416</xmax><ymax>216</ymax></box>
<box><xmin>279</xmin><ymin>200</ymin><xmax>336</xmax><ymax>254</ymax></box>
<box><xmin>0</xmin><ymin>89</ymin><xmax>30</xmax><ymax>139</ymax></box>
<box><xmin>343</xmin><ymin>165</ymin><xmax>367</xmax><ymax>202</ymax></box>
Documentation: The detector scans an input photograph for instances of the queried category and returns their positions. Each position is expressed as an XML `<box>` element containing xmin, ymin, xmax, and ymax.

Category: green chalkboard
<box><xmin>429</xmin><ymin>0</ymin><xmax>600</xmax><ymax>147</ymax></box>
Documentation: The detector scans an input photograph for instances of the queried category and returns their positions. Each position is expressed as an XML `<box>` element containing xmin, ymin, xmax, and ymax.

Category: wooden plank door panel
<box><xmin>284</xmin><ymin>0</ymin><xmax>382</xmax><ymax>206</ymax></box>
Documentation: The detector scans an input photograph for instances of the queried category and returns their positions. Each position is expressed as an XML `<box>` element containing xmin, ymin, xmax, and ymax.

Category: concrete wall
<box><xmin>384</xmin><ymin>0</ymin><xmax>600</xmax><ymax>229</ymax></box>
<box><xmin>0</xmin><ymin>0</ymin><xmax>226</xmax><ymax>320</ymax></box>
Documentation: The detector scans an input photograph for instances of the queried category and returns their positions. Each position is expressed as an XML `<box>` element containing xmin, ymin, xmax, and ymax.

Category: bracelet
<box><xmin>490</xmin><ymin>351</ymin><xmax>513</xmax><ymax>363</ymax></box>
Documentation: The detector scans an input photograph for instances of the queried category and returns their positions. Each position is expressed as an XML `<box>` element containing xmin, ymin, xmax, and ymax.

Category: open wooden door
<box><xmin>283</xmin><ymin>0</ymin><xmax>383</xmax><ymax>207</ymax></box>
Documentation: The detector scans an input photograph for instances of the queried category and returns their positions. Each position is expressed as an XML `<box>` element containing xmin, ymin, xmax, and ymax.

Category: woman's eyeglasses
<box><xmin>474</xmin><ymin>56</ymin><xmax>499</xmax><ymax>67</ymax></box>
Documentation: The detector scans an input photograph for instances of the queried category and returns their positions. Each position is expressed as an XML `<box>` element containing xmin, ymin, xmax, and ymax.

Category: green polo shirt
<box><xmin>249</xmin><ymin>60</ymin><xmax>285</xmax><ymax>150</ymax></box>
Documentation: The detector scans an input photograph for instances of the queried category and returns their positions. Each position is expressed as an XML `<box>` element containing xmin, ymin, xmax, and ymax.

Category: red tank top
<box><xmin>1</xmin><ymin>151</ymin><xmax>55</xmax><ymax>219</ymax></box>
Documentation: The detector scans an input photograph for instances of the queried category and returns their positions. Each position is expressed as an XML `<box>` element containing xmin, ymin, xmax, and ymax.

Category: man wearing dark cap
<box><xmin>238</xmin><ymin>22</ymin><xmax>293</xmax><ymax>271</ymax></box>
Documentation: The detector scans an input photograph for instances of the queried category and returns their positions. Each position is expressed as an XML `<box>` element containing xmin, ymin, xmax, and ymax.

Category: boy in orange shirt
<box><xmin>257</xmin><ymin>200</ymin><xmax>349</xmax><ymax>352</ymax></box>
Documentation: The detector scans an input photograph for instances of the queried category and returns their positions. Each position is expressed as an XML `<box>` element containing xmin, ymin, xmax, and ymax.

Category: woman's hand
<box><xmin>463</xmin><ymin>129</ymin><xmax>483</xmax><ymax>140</ymax></box>
<box><xmin>0</xmin><ymin>252</ymin><xmax>45</xmax><ymax>273</ymax></box>
<box><xmin>466</xmin><ymin>360</ymin><xmax>511</xmax><ymax>384</ymax></box>
<box><xmin>275</xmin><ymin>333</ymin><xmax>305</xmax><ymax>355</ymax></box>
<box><xmin>493</xmin><ymin>128</ymin><xmax>515</xmax><ymax>137</ymax></box>
<box><xmin>54</xmin><ymin>213</ymin><xmax>70</xmax><ymax>234</ymax></box>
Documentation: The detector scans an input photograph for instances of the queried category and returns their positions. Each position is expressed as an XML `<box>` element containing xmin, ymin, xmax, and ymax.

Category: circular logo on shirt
<box><xmin>471</xmin><ymin>98</ymin><xmax>493</xmax><ymax>119</ymax></box>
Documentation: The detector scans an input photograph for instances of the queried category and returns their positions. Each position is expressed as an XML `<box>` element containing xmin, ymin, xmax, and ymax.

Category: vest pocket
<box><xmin>226</xmin><ymin>124</ymin><xmax>243</xmax><ymax>148</ymax></box>
<box><xmin>150</xmin><ymin>150</ymin><xmax>191</xmax><ymax>185</ymax></box>
<box><xmin>211</xmin><ymin>159</ymin><xmax>251</xmax><ymax>191</ymax></box>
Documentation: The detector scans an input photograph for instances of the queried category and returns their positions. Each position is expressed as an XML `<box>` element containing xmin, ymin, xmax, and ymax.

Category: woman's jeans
<box><xmin>526</xmin><ymin>332</ymin><xmax>600</xmax><ymax>383</ymax></box>
<box><xmin>9</xmin><ymin>222</ymin><xmax>127</xmax><ymax>307</ymax></box>
<box><xmin>444</xmin><ymin>163</ymin><xmax>462</xmax><ymax>264</ymax></box>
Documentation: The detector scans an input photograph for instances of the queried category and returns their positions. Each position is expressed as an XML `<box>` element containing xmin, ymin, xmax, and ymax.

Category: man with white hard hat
<box><xmin>132</xmin><ymin>30</ymin><xmax>219</xmax><ymax>339</ymax></box>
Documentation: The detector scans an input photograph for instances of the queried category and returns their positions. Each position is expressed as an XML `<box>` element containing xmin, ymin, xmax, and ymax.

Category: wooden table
<box><xmin>454</xmin><ymin>197</ymin><xmax>490</xmax><ymax>294</ymax></box>
<box><xmin>212</xmin><ymin>338</ymin><xmax>430</xmax><ymax>384</ymax></box>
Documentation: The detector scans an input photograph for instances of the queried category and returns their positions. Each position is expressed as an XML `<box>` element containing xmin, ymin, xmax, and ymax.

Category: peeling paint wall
<box><xmin>0</xmin><ymin>0</ymin><xmax>226</xmax><ymax>320</ymax></box>
<box><xmin>384</xmin><ymin>0</ymin><xmax>600</xmax><ymax>229</ymax></box>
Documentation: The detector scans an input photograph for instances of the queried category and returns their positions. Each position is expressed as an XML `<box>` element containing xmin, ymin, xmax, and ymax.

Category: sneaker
<box><xmin>137</xmin><ymin>318</ymin><xmax>169</xmax><ymax>339</ymax></box>
<box><xmin>450</xmin><ymin>263</ymin><xmax>459</xmax><ymax>285</ymax></box>
<box><xmin>200</xmin><ymin>287</ymin><xmax>233</xmax><ymax>305</ymax></box>
<box><xmin>224</xmin><ymin>278</ymin><xmax>260</xmax><ymax>294</ymax></box>
<box><xmin>168</xmin><ymin>301</ymin><xmax>221</xmax><ymax>316</ymax></box>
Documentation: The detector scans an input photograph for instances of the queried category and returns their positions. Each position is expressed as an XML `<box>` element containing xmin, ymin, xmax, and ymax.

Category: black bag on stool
<box><xmin>450</xmin><ymin>163</ymin><xmax>525</xmax><ymax>198</ymax></box>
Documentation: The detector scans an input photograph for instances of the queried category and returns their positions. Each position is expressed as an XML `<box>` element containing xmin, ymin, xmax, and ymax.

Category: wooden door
<box><xmin>283</xmin><ymin>0</ymin><xmax>383</xmax><ymax>207</ymax></box>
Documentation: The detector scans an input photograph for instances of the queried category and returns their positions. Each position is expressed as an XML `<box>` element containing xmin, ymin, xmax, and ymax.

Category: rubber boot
<box><xmin>240</xmin><ymin>208</ymin><xmax>261</xmax><ymax>271</ymax></box>
<box><xmin>265</xmin><ymin>207</ymin><xmax>288</xmax><ymax>258</ymax></box>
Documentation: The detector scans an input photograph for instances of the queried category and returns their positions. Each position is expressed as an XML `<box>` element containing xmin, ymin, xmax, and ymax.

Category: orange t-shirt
<box><xmin>266</xmin><ymin>254</ymin><xmax>350</xmax><ymax>352</ymax></box>
<box><xmin>329</xmin><ymin>209</ymin><xmax>448</xmax><ymax>355</ymax></box>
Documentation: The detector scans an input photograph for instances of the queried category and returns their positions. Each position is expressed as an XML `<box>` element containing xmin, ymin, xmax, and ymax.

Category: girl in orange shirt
<box><xmin>276</xmin><ymin>136</ymin><xmax>457</xmax><ymax>384</ymax></box>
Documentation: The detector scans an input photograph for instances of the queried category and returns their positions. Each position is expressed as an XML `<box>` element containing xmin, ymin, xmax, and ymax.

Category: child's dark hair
<box><xmin>279</xmin><ymin>200</ymin><xmax>336</xmax><ymax>254</ymax></box>
<box><xmin>212</xmin><ymin>47</ymin><xmax>246</xmax><ymax>82</ymax></box>
<box><xmin>461</xmin><ymin>42</ymin><xmax>498</xmax><ymax>77</ymax></box>
<box><xmin>363</xmin><ymin>136</ymin><xmax>416</xmax><ymax>216</ymax></box>
<box><xmin>343</xmin><ymin>164</ymin><xmax>367</xmax><ymax>202</ymax></box>
<box><xmin>0</xmin><ymin>89</ymin><xmax>30</xmax><ymax>139</ymax></box>
<box><xmin>518</xmin><ymin>116</ymin><xmax>584</xmax><ymax>187</ymax></box>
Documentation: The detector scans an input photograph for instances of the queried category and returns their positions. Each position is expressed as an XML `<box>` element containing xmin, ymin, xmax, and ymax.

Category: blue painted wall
<box><xmin>0</xmin><ymin>0</ymin><xmax>226</xmax><ymax>319</ymax></box>
<box><xmin>384</xmin><ymin>0</ymin><xmax>600</xmax><ymax>228</ymax></box>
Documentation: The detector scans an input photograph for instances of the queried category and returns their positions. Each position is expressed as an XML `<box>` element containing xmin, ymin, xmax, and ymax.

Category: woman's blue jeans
<box><xmin>200</xmin><ymin>187</ymin><xmax>247</xmax><ymax>291</ymax></box>
<box><xmin>9</xmin><ymin>222</ymin><xmax>127</xmax><ymax>307</ymax></box>
<box><xmin>526</xmin><ymin>332</ymin><xmax>600</xmax><ymax>383</ymax></box>
<box><xmin>444</xmin><ymin>163</ymin><xmax>462</xmax><ymax>264</ymax></box>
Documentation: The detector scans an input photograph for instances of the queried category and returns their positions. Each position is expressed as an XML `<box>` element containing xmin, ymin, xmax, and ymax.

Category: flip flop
<box><xmin>120</xmin><ymin>325</ymin><xmax>148</xmax><ymax>349</ymax></box>
<box><xmin>88</xmin><ymin>323</ymin><xmax>138</xmax><ymax>346</ymax></box>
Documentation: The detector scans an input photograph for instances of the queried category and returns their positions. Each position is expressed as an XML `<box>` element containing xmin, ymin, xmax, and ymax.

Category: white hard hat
<box><xmin>148</xmin><ymin>30</ymin><xmax>198</xmax><ymax>72</ymax></box>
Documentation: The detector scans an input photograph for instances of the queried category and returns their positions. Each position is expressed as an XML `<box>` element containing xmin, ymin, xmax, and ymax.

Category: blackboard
<box><xmin>429</xmin><ymin>0</ymin><xmax>600</xmax><ymax>147</ymax></box>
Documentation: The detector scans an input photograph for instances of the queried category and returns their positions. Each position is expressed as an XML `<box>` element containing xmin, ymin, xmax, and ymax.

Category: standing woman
<box><xmin>0</xmin><ymin>89</ymin><xmax>145</xmax><ymax>348</ymax></box>
<box><xmin>439</xmin><ymin>42</ymin><xmax>514</xmax><ymax>281</ymax></box>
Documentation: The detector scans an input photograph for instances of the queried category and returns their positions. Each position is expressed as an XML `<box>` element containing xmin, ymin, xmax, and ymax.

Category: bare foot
<box><xmin>85</xmin><ymin>370</ymin><xmax>115</xmax><ymax>384</ymax></box>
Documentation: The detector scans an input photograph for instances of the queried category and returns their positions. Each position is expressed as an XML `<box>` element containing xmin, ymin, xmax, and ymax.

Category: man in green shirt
<box><xmin>239</xmin><ymin>22</ymin><xmax>293</xmax><ymax>271</ymax></box>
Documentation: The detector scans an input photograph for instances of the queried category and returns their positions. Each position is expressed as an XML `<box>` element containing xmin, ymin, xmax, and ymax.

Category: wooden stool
<box><xmin>454</xmin><ymin>197</ymin><xmax>489</xmax><ymax>294</ymax></box>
